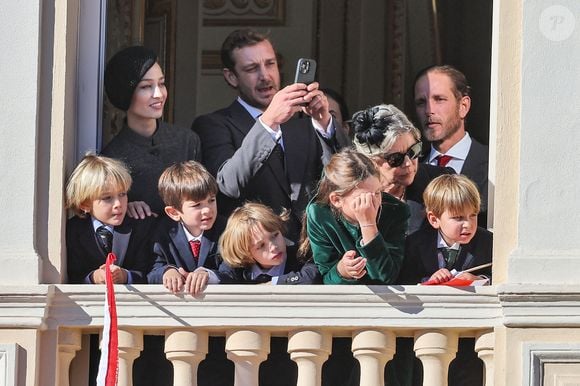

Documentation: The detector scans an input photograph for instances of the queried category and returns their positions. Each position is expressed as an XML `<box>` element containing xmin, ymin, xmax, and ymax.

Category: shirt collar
<box><xmin>237</xmin><ymin>97</ymin><xmax>264</xmax><ymax>120</ymax></box>
<box><xmin>181</xmin><ymin>223</ymin><xmax>203</xmax><ymax>242</ymax></box>
<box><xmin>428</xmin><ymin>132</ymin><xmax>472</xmax><ymax>163</ymax></box>
<box><xmin>436</xmin><ymin>232</ymin><xmax>460</xmax><ymax>250</ymax></box>
<box><xmin>91</xmin><ymin>217</ymin><xmax>113</xmax><ymax>233</ymax></box>
<box><xmin>250</xmin><ymin>254</ymin><xmax>287</xmax><ymax>279</ymax></box>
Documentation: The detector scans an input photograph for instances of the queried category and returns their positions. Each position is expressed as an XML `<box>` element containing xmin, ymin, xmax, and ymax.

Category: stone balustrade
<box><xmin>27</xmin><ymin>284</ymin><xmax>580</xmax><ymax>385</ymax></box>
<box><xmin>38</xmin><ymin>284</ymin><xmax>502</xmax><ymax>385</ymax></box>
<box><xmin>11</xmin><ymin>283</ymin><xmax>580</xmax><ymax>385</ymax></box>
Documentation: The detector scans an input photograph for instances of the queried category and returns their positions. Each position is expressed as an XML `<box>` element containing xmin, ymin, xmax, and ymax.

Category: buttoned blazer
<box><xmin>66</xmin><ymin>215</ymin><xmax>155</xmax><ymax>284</ymax></box>
<box><xmin>147</xmin><ymin>216</ymin><xmax>226</xmax><ymax>284</ymax></box>
<box><xmin>191</xmin><ymin>100</ymin><xmax>323</xmax><ymax>241</ymax></box>
<box><xmin>397</xmin><ymin>225</ymin><xmax>492</xmax><ymax>285</ymax></box>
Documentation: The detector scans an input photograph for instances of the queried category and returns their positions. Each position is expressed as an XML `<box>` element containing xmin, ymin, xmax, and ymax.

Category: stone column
<box><xmin>475</xmin><ymin>331</ymin><xmax>494</xmax><ymax>386</ymax></box>
<box><xmin>288</xmin><ymin>329</ymin><xmax>331</xmax><ymax>386</ymax></box>
<box><xmin>117</xmin><ymin>328</ymin><xmax>143</xmax><ymax>386</ymax></box>
<box><xmin>165</xmin><ymin>330</ymin><xmax>209</xmax><ymax>386</ymax></box>
<box><xmin>0</xmin><ymin>0</ymin><xmax>42</xmax><ymax>284</ymax></box>
<box><xmin>57</xmin><ymin>328</ymin><xmax>82</xmax><ymax>386</ymax></box>
<box><xmin>414</xmin><ymin>330</ymin><xmax>458</xmax><ymax>386</ymax></box>
<box><xmin>352</xmin><ymin>329</ymin><xmax>396</xmax><ymax>386</ymax></box>
<box><xmin>226</xmin><ymin>330</ymin><xmax>270</xmax><ymax>386</ymax></box>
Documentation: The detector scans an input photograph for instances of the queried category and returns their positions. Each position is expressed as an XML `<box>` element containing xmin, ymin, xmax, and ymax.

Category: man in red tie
<box><xmin>413</xmin><ymin>65</ymin><xmax>489</xmax><ymax>226</ymax></box>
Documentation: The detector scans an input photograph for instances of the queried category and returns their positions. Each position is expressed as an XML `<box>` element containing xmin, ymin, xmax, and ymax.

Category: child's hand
<box><xmin>109</xmin><ymin>264</ymin><xmax>128</xmax><ymax>284</ymax></box>
<box><xmin>337</xmin><ymin>250</ymin><xmax>367</xmax><ymax>280</ymax></box>
<box><xmin>163</xmin><ymin>268</ymin><xmax>185</xmax><ymax>294</ymax></box>
<box><xmin>92</xmin><ymin>267</ymin><xmax>106</xmax><ymax>284</ymax></box>
<box><xmin>179</xmin><ymin>267</ymin><xmax>209</xmax><ymax>297</ymax></box>
<box><xmin>92</xmin><ymin>264</ymin><xmax>127</xmax><ymax>284</ymax></box>
<box><xmin>352</xmin><ymin>191</ymin><xmax>381</xmax><ymax>226</ymax></box>
<box><xmin>427</xmin><ymin>268</ymin><xmax>454</xmax><ymax>284</ymax></box>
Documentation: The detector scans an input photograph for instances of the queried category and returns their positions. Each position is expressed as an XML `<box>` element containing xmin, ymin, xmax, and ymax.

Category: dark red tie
<box><xmin>189</xmin><ymin>240</ymin><xmax>201</xmax><ymax>264</ymax></box>
<box><xmin>436</xmin><ymin>154</ymin><xmax>453</xmax><ymax>167</ymax></box>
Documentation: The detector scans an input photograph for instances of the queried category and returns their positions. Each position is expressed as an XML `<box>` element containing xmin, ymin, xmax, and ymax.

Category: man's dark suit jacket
<box><xmin>406</xmin><ymin>164</ymin><xmax>454</xmax><ymax>234</ymax></box>
<box><xmin>397</xmin><ymin>225</ymin><xmax>492</xmax><ymax>285</ymax></box>
<box><xmin>423</xmin><ymin>136</ymin><xmax>489</xmax><ymax>227</ymax></box>
<box><xmin>217</xmin><ymin>246</ymin><xmax>321</xmax><ymax>284</ymax></box>
<box><xmin>462</xmin><ymin>137</ymin><xmax>489</xmax><ymax>226</ymax></box>
<box><xmin>147</xmin><ymin>215</ymin><xmax>226</xmax><ymax>284</ymax></box>
<box><xmin>66</xmin><ymin>215</ymin><xmax>155</xmax><ymax>284</ymax></box>
<box><xmin>191</xmin><ymin>100</ymin><xmax>323</xmax><ymax>242</ymax></box>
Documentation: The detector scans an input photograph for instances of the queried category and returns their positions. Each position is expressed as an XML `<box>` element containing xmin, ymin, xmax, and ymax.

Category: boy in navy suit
<box><xmin>147</xmin><ymin>161</ymin><xmax>225</xmax><ymax>295</ymax></box>
<box><xmin>398</xmin><ymin>173</ymin><xmax>492</xmax><ymax>285</ymax></box>
<box><xmin>66</xmin><ymin>153</ymin><xmax>154</xmax><ymax>284</ymax></box>
<box><xmin>396</xmin><ymin>174</ymin><xmax>491</xmax><ymax>386</ymax></box>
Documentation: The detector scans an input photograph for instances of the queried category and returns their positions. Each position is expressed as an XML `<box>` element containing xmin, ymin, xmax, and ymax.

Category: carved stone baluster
<box><xmin>117</xmin><ymin>328</ymin><xmax>143</xmax><ymax>386</ymax></box>
<box><xmin>165</xmin><ymin>330</ymin><xmax>209</xmax><ymax>386</ymax></box>
<box><xmin>475</xmin><ymin>330</ymin><xmax>495</xmax><ymax>386</ymax></box>
<box><xmin>226</xmin><ymin>330</ymin><xmax>269</xmax><ymax>386</ymax></box>
<box><xmin>414</xmin><ymin>330</ymin><xmax>458</xmax><ymax>386</ymax></box>
<box><xmin>57</xmin><ymin>328</ymin><xmax>82</xmax><ymax>386</ymax></box>
<box><xmin>352</xmin><ymin>329</ymin><xmax>396</xmax><ymax>386</ymax></box>
<box><xmin>288</xmin><ymin>330</ymin><xmax>331</xmax><ymax>386</ymax></box>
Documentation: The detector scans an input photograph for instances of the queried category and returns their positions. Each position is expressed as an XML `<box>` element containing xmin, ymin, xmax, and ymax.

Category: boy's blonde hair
<box><xmin>65</xmin><ymin>153</ymin><xmax>132</xmax><ymax>217</ymax></box>
<box><xmin>423</xmin><ymin>174</ymin><xmax>480</xmax><ymax>217</ymax></box>
<box><xmin>219</xmin><ymin>202</ymin><xmax>287</xmax><ymax>268</ymax></box>
<box><xmin>158</xmin><ymin>161</ymin><xmax>218</xmax><ymax>210</ymax></box>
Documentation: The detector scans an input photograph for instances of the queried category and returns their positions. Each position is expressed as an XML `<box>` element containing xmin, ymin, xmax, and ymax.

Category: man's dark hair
<box><xmin>413</xmin><ymin>64</ymin><xmax>472</xmax><ymax>100</ymax></box>
<box><xmin>220</xmin><ymin>29</ymin><xmax>271</xmax><ymax>72</ymax></box>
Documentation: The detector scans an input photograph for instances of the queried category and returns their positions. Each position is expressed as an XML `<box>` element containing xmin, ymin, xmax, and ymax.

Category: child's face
<box><xmin>333</xmin><ymin>175</ymin><xmax>382</xmax><ymax>224</ymax></box>
<box><xmin>250</xmin><ymin>224</ymin><xmax>286</xmax><ymax>269</ymax></box>
<box><xmin>428</xmin><ymin>208</ymin><xmax>478</xmax><ymax>246</ymax></box>
<box><xmin>168</xmin><ymin>195</ymin><xmax>217</xmax><ymax>237</ymax></box>
<box><xmin>84</xmin><ymin>188</ymin><xmax>128</xmax><ymax>226</ymax></box>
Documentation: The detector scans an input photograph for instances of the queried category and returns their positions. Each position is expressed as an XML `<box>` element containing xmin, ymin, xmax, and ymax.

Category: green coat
<box><xmin>306</xmin><ymin>192</ymin><xmax>409</xmax><ymax>284</ymax></box>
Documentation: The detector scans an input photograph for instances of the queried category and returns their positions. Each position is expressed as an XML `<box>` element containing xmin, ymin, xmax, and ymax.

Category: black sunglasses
<box><xmin>380</xmin><ymin>142</ymin><xmax>422</xmax><ymax>167</ymax></box>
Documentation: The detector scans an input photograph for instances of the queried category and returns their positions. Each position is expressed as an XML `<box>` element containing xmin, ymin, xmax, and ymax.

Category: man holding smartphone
<box><xmin>192</xmin><ymin>28</ymin><xmax>340</xmax><ymax>243</ymax></box>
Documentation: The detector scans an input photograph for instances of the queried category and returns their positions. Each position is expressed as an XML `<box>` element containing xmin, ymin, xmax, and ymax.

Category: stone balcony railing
<box><xmin>9</xmin><ymin>284</ymin><xmax>580</xmax><ymax>386</ymax></box>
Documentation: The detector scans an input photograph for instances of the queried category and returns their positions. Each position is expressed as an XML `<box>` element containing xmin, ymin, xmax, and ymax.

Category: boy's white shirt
<box><xmin>180</xmin><ymin>223</ymin><xmax>221</xmax><ymax>284</ymax></box>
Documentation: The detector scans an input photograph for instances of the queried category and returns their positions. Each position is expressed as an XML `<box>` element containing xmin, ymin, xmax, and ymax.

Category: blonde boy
<box><xmin>66</xmin><ymin>153</ymin><xmax>154</xmax><ymax>284</ymax></box>
<box><xmin>398</xmin><ymin>174</ymin><xmax>492</xmax><ymax>284</ymax></box>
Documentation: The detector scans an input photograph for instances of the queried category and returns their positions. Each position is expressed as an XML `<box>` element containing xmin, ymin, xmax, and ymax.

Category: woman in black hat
<box><xmin>102</xmin><ymin>46</ymin><xmax>202</xmax><ymax>219</ymax></box>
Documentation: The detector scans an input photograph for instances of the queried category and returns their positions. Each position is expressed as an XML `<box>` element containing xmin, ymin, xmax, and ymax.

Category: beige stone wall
<box><xmin>0</xmin><ymin>330</ymin><xmax>40</xmax><ymax>386</ymax></box>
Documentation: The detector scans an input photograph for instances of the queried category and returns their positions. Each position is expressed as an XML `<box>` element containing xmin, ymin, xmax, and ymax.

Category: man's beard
<box><xmin>424</xmin><ymin>111</ymin><xmax>462</xmax><ymax>145</ymax></box>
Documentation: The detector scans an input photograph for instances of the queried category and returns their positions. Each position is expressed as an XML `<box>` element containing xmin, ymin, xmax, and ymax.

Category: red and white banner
<box><xmin>96</xmin><ymin>253</ymin><xmax>119</xmax><ymax>386</ymax></box>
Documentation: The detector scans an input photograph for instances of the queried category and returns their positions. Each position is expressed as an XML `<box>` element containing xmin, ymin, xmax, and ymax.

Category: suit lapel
<box><xmin>226</xmin><ymin>100</ymin><xmax>258</xmax><ymax>137</ymax></box>
<box><xmin>282</xmin><ymin>118</ymin><xmax>310</xmax><ymax>201</ymax></box>
<box><xmin>112</xmin><ymin>221</ymin><xmax>132</xmax><ymax>266</ymax></box>
<box><xmin>198</xmin><ymin>234</ymin><xmax>214</xmax><ymax>268</ymax></box>
<box><xmin>171</xmin><ymin>223</ymin><xmax>198</xmax><ymax>271</ymax></box>
<box><xmin>419</xmin><ymin>228</ymin><xmax>441</xmax><ymax>274</ymax></box>
<box><xmin>228</xmin><ymin>101</ymin><xmax>291</xmax><ymax>196</ymax></box>
<box><xmin>456</xmin><ymin>241</ymin><xmax>476</xmax><ymax>271</ymax></box>
<box><xmin>82</xmin><ymin>218</ymin><xmax>107</xmax><ymax>263</ymax></box>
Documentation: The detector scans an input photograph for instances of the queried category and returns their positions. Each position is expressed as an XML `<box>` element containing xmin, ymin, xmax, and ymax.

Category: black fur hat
<box><xmin>104</xmin><ymin>46</ymin><xmax>157</xmax><ymax>111</ymax></box>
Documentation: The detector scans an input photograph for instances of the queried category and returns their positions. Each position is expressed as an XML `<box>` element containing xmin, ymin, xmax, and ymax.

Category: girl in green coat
<box><xmin>300</xmin><ymin>149</ymin><xmax>409</xmax><ymax>284</ymax></box>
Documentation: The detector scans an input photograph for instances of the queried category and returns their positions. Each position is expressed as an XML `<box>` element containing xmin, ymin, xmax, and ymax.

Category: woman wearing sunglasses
<box><xmin>352</xmin><ymin>104</ymin><xmax>453</xmax><ymax>234</ymax></box>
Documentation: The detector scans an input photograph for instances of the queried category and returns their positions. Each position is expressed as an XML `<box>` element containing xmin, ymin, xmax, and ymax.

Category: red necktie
<box><xmin>436</xmin><ymin>154</ymin><xmax>453</xmax><ymax>167</ymax></box>
<box><xmin>189</xmin><ymin>240</ymin><xmax>201</xmax><ymax>264</ymax></box>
